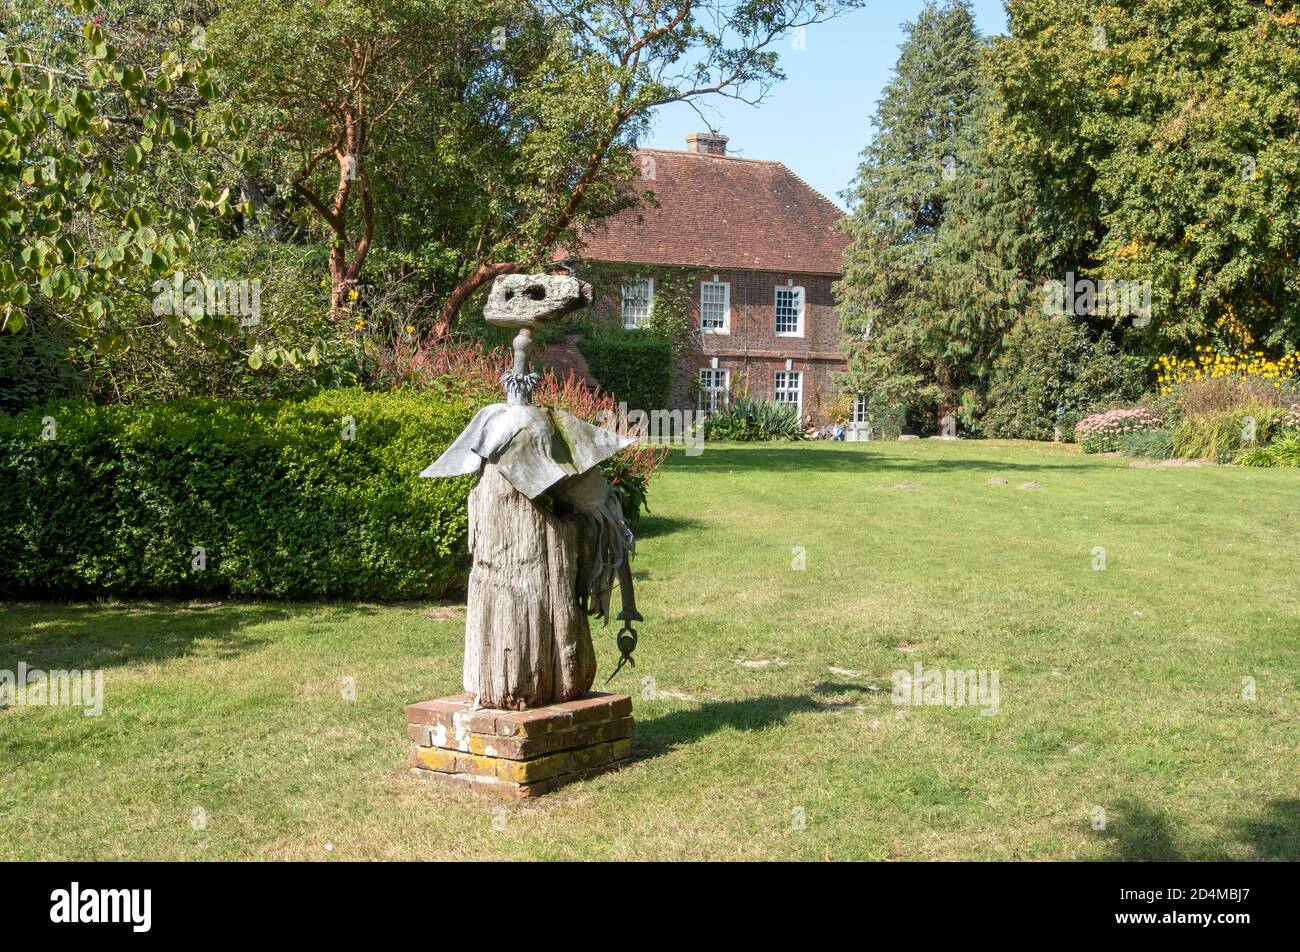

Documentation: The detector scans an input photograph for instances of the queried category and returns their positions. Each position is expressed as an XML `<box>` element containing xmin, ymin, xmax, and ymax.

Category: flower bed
<box><xmin>1074</xmin><ymin>407</ymin><xmax>1163</xmax><ymax>453</ymax></box>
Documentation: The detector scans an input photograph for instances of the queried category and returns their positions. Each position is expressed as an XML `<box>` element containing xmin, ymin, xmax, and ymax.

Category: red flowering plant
<box><xmin>373</xmin><ymin>336</ymin><xmax>667</xmax><ymax>519</ymax></box>
<box><xmin>371</xmin><ymin>335</ymin><xmax>506</xmax><ymax>403</ymax></box>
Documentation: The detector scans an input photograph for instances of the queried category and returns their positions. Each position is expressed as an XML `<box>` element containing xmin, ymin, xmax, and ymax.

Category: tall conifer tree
<box><xmin>837</xmin><ymin>0</ymin><xmax>1035</xmax><ymax>429</ymax></box>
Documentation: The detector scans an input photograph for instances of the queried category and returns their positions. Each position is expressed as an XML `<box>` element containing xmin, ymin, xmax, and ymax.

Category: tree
<box><xmin>209</xmin><ymin>0</ymin><xmax>526</xmax><ymax>325</ymax></box>
<box><xmin>987</xmin><ymin>0</ymin><xmax>1300</xmax><ymax>352</ymax></box>
<box><xmin>0</xmin><ymin>0</ymin><xmax>227</xmax><ymax>344</ymax></box>
<box><xmin>432</xmin><ymin>0</ymin><xmax>867</xmax><ymax>337</ymax></box>
<box><xmin>836</xmin><ymin>0</ymin><xmax>1006</xmax><ymax>426</ymax></box>
<box><xmin>211</xmin><ymin>0</ymin><xmax>863</xmax><ymax>337</ymax></box>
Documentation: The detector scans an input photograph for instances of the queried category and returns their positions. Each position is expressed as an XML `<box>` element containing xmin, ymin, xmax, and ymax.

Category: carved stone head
<box><xmin>484</xmin><ymin>275</ymin><xmax>593</xmax><ymax>329</ymax></box>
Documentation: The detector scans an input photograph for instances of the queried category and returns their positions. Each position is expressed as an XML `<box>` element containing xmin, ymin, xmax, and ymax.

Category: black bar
<box><xmin>0</xmin><ymin>861</ymin><xmax>1286</xmax><ymax>938</ymax></box>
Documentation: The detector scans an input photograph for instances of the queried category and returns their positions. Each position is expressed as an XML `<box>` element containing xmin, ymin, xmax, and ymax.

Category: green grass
<box><xmin>1</xmin><ymin>439</ymin><xmax>1296</xmax><ymax>860</ymax></box>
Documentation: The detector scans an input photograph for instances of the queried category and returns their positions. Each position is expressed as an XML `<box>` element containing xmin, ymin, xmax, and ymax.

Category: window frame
<box><xmin>774</xmin><ymin>370</ymin><xmax>803</xmax><ymax>415</ymax></box>
<box><xmin>621</xmin><ymin>276</ymin><xmax>654</xmax><ymax>330</ymax></box>
<box><xmin>698</xmin><ymin>367</ymin><xmax>730</xmax><ymax>417</ymax></box>
<box><xmin>700</xmin><ymin>279</ymin><xmax>731</xmax><ymax>334</ymax></box>
<box><xmin>853</xmin><ymin>393</ymin><xmax>869</xmax><ymax>424</ymax></box>
<box><xmin>774</xmin><ymin>285</ymin><xmax>805</xmax><ymax>337</ymax></box>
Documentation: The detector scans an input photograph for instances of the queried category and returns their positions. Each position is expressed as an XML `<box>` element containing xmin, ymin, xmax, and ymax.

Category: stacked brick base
<box><xmin>407</xmin><ymin>692</ymin><xmax>633</xmax><ymax>799</ymax></box>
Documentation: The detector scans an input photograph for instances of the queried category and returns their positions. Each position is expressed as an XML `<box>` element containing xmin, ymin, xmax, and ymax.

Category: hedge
<box><xmin>0</xmin><ymin>390</ymin><xmax>477</xmax><ymax>599</ymax></box>
<box><xmin>578</xmin><ymin>331</ymin><xmax>672</xmax><ymax>413</ymax></box>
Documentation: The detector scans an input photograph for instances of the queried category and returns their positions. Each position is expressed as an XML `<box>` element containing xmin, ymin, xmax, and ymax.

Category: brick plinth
<box><xmin>406</xmin><ymin>693</ymin><xmax>633</xmax><ymax>799</ymax></box>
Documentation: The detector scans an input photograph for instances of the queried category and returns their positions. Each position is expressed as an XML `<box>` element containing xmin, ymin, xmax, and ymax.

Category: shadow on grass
<box><xmin>634</xmin><ymin>693</ymin><xmax>826</xmax><ymax>759</ymax></box>
<box><xmin>632</xmin><ymin>513</ymin><xmax>706</xmax><ymax>540</ymax></box>
<box><xmin>1230</xmin><ymin>798</ymin><xmax>1300</xmax><ymax>860</ymax></box>
<box><xmin>1097</xmin><ymin>796</ymin><xmax>1300</xmax><ymax>861</ymax></box>
<box><xmin>0</xmin><ymin>601</ymin><xmax>375</xmax><ymax>671</ymax></box>
<box><xmin>667</xmin><ymin>445</ymin><xmax>1087</xmax><ymax>475</ymax></box>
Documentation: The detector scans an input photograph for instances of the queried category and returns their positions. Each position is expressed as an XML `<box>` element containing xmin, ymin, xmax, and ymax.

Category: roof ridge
<box><xmin>633</xmin><ymin>146</ymin><xmax>781</xmax><ymax>164</ymax></box>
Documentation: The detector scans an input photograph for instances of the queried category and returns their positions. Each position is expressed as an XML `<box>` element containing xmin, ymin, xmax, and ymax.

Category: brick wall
<box><xmin>581</xmin><ymin>266</ymin><xmax>848</xmax><ymax>421</ymax></box>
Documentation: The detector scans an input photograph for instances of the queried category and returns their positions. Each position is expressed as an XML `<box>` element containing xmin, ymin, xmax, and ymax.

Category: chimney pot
<box><xmin>685</xmin><ymin>132</ymin><xmax>729</xmax><ymax>156</ymax></box>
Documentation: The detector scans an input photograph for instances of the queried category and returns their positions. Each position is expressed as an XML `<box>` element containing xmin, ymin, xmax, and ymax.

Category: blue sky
<box><xmin>645</xmin><ymin>0</ymin><xmax>1010</xmax><ymax>208</ymax></box>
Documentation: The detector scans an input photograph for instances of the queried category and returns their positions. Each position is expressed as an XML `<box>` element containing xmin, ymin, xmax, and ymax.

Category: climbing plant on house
<box><xmin>567</xmin><ymin>262</ymin><xmax>698</xmax><ymax>411</ymax></box>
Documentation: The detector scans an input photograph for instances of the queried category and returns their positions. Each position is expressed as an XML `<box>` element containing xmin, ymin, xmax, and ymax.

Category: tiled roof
<box><xmin>563</xmin><ymin>148</ymin><xmax>849</xmax><ymax>276</ymax></box>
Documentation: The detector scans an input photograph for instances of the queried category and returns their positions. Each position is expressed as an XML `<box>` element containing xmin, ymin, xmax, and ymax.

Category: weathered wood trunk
<box><xmin>463</xmin><ymin>464</ymin><xmax>596</xmax><ymax>709</ymax></box>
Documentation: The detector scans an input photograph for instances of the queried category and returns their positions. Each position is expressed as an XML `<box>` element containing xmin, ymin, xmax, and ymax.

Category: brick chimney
<box><xmin>685</xmin><ymin>131</ymin><xmax>729</xmax><ymax>156</ymax></box>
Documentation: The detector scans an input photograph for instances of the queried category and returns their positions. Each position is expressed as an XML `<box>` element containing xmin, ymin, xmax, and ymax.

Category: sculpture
<box><xmin>421</xmin><ymin>274</ymin><xmax>643</xmax><ymax>710</ymax></box>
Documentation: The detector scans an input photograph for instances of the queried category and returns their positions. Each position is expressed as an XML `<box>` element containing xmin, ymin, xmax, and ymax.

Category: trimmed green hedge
<box><xmin>578</xmin><ymin>331</ymin><xmax>672</xmax><ymax>412</ymax></box>
<box><xmin>0</xmin><ymin>390</ymin><xmax>476</xmax><ymax>599</ymax></box>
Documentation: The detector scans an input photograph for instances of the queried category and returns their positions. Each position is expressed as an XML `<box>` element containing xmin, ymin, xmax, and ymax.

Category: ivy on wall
<box><xmin>570</xmin><ymin>262</ymin><xmax>700</xmax><ymax>409</ymax></box>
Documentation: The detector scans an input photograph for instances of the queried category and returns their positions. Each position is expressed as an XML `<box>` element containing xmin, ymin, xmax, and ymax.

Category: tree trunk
<box><xmin>463</xmin><ymin>464</ymin><xmax>596</xmax><ymax>709</ymax></box>
<box><xmin>329</xmin><ymin>247</ymin><xmax>351</xmax><ymax>323</ymax></box>
<box><xmin>432</xmin><ymin>261</ymin><xmax>524</xmax><ymax>339</ymax></box>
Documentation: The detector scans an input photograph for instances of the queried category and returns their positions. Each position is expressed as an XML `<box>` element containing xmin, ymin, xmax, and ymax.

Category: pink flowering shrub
<box><xmin>1285</xmin><ymin>404</ymin><xmax>1300</xmax><ymax>430</ymax></box>
<box><xmin>1075</xmin><ymin>407</ymin><xmax>1163</xmax><ymax>453</ymax></box>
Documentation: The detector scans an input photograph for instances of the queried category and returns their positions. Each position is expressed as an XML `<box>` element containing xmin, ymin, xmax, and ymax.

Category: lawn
<box><xmin>1</xmin><ymin>439</ymin><xmax>1296</xmax><ymax>860</ymax></box>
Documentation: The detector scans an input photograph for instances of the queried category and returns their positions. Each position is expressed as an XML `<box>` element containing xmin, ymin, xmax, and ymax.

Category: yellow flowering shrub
<box><xmin>1155</xmin><ymin>347</ymin><xmax>1300</xmax><ymax>397</ymax></box>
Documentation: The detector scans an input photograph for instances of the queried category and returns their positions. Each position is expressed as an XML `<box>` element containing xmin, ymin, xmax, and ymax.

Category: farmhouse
<box><xmin>560</xmin><ymin>132</ymin><xmax>853</xmax><ymax>422</ymax></box>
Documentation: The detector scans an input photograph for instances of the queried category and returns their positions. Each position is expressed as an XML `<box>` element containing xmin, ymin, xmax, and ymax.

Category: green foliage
<box><xmin>601</xmin><ymin>451</ymin><xmax>652</xmax><ymax>521</ymax></box>
<box><xmin>703</xmin><ymin>397</ymin><xmax>804</xmax><ymax>442</ymax></box>
<box><xmin>209</xmin><ymin>0</ymin><xmax>528</xmax><ymax>321</ymax></box>
<box><xmin>1171</xmin><ymin>406</ymin><xmax>1284</xmax><ymax>463</ymax></box>
<box><xmin>1078</xmin><ymin>432</ymin><xmax>1113</xmax><ymax>455</ymax></box>
<box><xmin>0</xmin><ymin>390</ymin><xmax>476</xmax><ymax>598</ymax></box>
<box><xmin>642</xmin><ymin>267</ymin><xmax>697</xmax><ymax>356</ymax></box>
<box><xmin>838</xmin><ymin>1</ymin><xmax>1034</xmax><ymax>423</ymax></box>
<box><xmin>989</xmin><ymin>0</ymin><xmax>1300</xmax><ymax>351</ymax></box>
<box><xmin>0</xmin><ymin>311</ymin><xmax>85</xmax><ymax>413</ymax></box>
<box><xmin>1117</xmin><ymin>429</ymin><xmax>1174</xmax><ymax>461</ymax></box>
<box><xmin>577</xmin><ymin>331</ymin><xmax>671</xmax><ymax>412</ymax></box>
<box><xmin>90</xmin><ymin>236</ymin><xmax>363</xmax><ymax>402</ymax></box>
<box><xmin>0</xmin><ymin>0</ymin><xmax>227</xmax><ymax>341</ymax></box>
<box><xmin>856</xmin><ymin>394</ymin><xmax>908</xmax><ymax>441</ymax></box>
<box><xmin>983</xmin><ymin>313</ymin><xmax>1149</xmax><ymax>440</ymax></box>
<box><xmin>1238</xmin><ymin>431</ymin><xmax>1300</xmax><ymax>468</ymax></box>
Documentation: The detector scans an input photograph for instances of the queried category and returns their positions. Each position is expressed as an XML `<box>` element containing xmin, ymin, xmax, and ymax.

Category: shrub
<box><xmin>1169</xmin><ymin>373</ymin><xmax>1294</xmax><ymax>418</ymax></box>
<box><xmin>1170</xmin><ymin>406</ymin><xmax>1284</xmax><ymax>463</ymax></box>
<box><xmin>1239</xmin><ymin>432</ymin><xmax>1300</xmax><ymax>468</ymax></box>
<box><xmin>578</xmin><ymin>331</ymin><xmax>673</xmax><ymax>414</ymax></box>
<box><xmin>89</xmin><ymin>237</ymin><xmax>363</xmax><ymax>402</ymax></box>
<box><xmin>983</xmin><ymin>314</ymin><xmax>1148</xmax><ymax>441</ymax></box>
<box><xmin>1075</xmin><ymin>407</ymin><xmax>1163</xmax><ymax>453</ymax></box>
<box><xmin>371</xmin><ymin>335</ymin><xmax>506</xmax><ymax>402</ymax></box>
<box><xmin>1155</xmin><ymin>347</ymin><xmax>1300</xmax><ymax>401</ymax></box>
<box><xmin>1117</xmin><ymin>429</ymin><xmax>1174</xmax><ymax>460</ymax></box>
<box><xmin>0</xmin><ymin>313</ymin><xmax>85</xmax><ymax>413</ymax></box>
<box><xmin>704</xmin><ymin>397</ymin><xmax>805</xmax><ymax>442</ymax></box>
<box><xmin>0</xmin><ymin>391</ymin><xmax>478</xmax><ymax>599</ymax></box>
